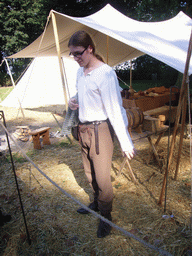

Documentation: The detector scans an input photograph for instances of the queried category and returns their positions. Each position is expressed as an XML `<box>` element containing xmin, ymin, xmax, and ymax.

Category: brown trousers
<box><xmin>79</xmin><ymin>121</ymin><xmax>114</xmax><ymax>214</ymax></box>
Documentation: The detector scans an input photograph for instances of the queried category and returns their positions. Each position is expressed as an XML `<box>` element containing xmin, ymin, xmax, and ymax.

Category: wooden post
<box><xmin>106</xmin><ymin>35</ymin><xmax>109</xmax><ymax>64</ymax></box>
<box><xmin>158</xmin><ymin>29</ymin><xmax>192</xmax><ymax>205</ymax></box>
<box><xmin>174</xmin><ymin>86</ymin><xmax>188</xmax><ymax>180</ymax></box>
<box><xmin>130</xmin><ymin>60</ymin><xmax>132</xmax><ymax>89</ymax></box>
<box><xmin>4</xmin><ymin>58</ymin><xmax>15</xmax><ymax>88</ymax></box>
<box><xmin>51</xmin><ymin>11</ymin><xmax>68</xmax><ymax>111</ymax></box>
<box><xmin>128</xmin><ymin>60</ymin><xmax>134</xmax><ymax>96</ymax></box>
<box><xmin>4</xmin><ymin>58</ymin><xmax>25</xmax><ymax>119</ymax></box>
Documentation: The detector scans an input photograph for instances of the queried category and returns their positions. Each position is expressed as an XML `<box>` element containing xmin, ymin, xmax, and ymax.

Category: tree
<box><xmin>132</xmin><ymin>55</ymin><xmax>178</xmax><ymax>86</ymax></box>
<box><xmin>0</xmin><ymin>0</ymin><xmax>48</xmax><ymax>84</ymax></box>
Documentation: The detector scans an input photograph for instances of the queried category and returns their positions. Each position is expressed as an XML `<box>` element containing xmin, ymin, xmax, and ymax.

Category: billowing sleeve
<box><xmin>99</xmin><ymin>68</ymin><xmax>134</xmax><ymax>152</ymax></box>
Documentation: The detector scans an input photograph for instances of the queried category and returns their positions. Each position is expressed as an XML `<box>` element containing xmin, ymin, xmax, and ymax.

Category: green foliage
<box><xmin>2</xmin><ymin>0</ymin><xmax>47</xmax><ymax>56</ymax></box>
<box><xmin>0</xmin><ymin>0</ymin><xmax>48</xmax><ymax>82</ymax></box>
<box><xmin>133</xmin><ymin>55</ymin><xmax>178</xmax><ymax>86</ymax></box>
<box><xmin>0</xmin><ymin>71</ymin><xmax>10</xmax><ymax>87</ymax></box>
<box><xmin>116</xmin><ymin>55</ymin><xmax>179</xmax><ymax>88</ymax></box>
<box><xmin>44</xmin><ymin>0</ymin><xmax>105</xmax><ymax>17</ymax></box>
<box><xmin>126</xmin><ymin>0</ymin><xmax>191</xmax><ymax>21</ymax></box>
<box><xmin>119</xmin><ymin>79</ymin><xmax>165</xmax><ymax>91</ymax></box>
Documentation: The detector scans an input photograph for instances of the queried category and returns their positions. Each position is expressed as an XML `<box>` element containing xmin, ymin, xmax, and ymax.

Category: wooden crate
<box><xmin>142</xmin><ymin>105</ymin><xmax>177</xmax><ymax>132</ymax></box>
<box><xmin>123</xmin><ymin>92</ymin><xmax>178</xmax><ymax>112</ymax></box>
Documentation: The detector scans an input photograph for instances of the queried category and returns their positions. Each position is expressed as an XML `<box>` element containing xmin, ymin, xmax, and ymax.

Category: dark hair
<box><xmin>68</xmin><ymin>30</ymin><xmax>104</xmax><ymax>62</ymax></box>
<box><xmin>68</xmin><ymin>30</ymin><xmax>96</xmax><ymax>54</ymax></box>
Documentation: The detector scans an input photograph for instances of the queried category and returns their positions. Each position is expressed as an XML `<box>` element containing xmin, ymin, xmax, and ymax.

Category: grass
<box><xmin>0</xmin><ymin>86</ymin><xmax>13</xmax><ymax>102</ymax></box>
<box><xmin>3</xmin><ymin>150</ymin><xmax>38</xmax><ymax>164</ymax></box>
<box><xmin>118</xmin><ymin>79</ymin><xmax>165</xmax><ymax>91</ymax></box>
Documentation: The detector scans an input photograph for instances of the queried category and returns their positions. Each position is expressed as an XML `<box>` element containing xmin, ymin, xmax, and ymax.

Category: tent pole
<box><xmin>130</xmin><ymin>60</ymin><xmax>132</xmax><ymax>89</ymax></box>
<box><xmin>61</xmin><ymin>59</ymin><xmax>70</xmax><ymax>98</ymax></box>
<box><xmin>128</xmin><ymin>60</ymin><xmax>134</xmax><ymax>96</ymax></box>
<box><xmin>51</xmin><ymin>11</ymin><xmax>68</xmax><ymax>111</ymax></box>
<box><xmin>158</xmin><ymin>28</ymin><xmax>192</xmax><ymax>206</ymax></box>
<box><xmin>4</xmin><ymin>58</ymin><xmax>15</xmax><ymax>88</ymax></box>
<box><xmin>4</xmin><ymin>58</ymin><xmax>25</xmax><ymax>119</ymax></box>
<box><xmin>106</xmin><ymin>36</ymin><xmax>109</xmax><ymax>64</ymax></box>
<box><xmin>174</xmin><ymin>83</ymin><xmax>188</xmax><ymax>180</ymax></box>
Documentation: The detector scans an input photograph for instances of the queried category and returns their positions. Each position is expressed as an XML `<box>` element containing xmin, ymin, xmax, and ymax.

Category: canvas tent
<box><xmin>3</xmin><ymin>4</ymin><xmax>192</xmax><ymax>110</ymax></box>
<box><xmin>1</xmin><ymin>57</ymin><xmax>78</xmax><ymax>108</ymax></box>
<box><xmin>8</xmin><ymin>4</ymin><xmax>192</xmax><ymax>75</ymax></box>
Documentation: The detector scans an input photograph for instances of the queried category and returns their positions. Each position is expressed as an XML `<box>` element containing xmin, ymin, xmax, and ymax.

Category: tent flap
<box><xmin>8</xmin><ymin>4</ymin><xmax>192</xmax><ymax>74</ymax></box>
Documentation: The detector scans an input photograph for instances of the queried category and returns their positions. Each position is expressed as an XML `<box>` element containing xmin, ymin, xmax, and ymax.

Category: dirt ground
<box><xmin>0</xmin><ymin>106</ymin><xmax>191</xmax><ymax>256</ymax></box>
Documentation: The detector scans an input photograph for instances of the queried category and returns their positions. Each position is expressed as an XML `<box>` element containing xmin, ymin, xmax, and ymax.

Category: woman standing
<box><xmin>68</xmin><ymin>31</ymin><xmax>135</xmax><ymax>238</ymax></box>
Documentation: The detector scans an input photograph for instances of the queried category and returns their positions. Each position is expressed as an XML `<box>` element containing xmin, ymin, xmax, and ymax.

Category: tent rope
<box><xmin>117</xmin><ymin>76</ymin><xmax>130</xmax><ymax>88</ymax></box>
<box><xmin>14</xmin><ymin>59</ymin><xmax>33</xmax><ymax>85</ymax></box>
<box><xmin>187</xmin><ymin>78</ymin><xmax>192</xmax><ymax>232</ymax></box>
<box><xmin>0</xmin><ymin>121</ymin><xmax>173</xmax><ymax>256</ymax></box>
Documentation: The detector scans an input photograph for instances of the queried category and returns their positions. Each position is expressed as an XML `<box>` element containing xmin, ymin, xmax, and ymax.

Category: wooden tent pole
<box><xmin>4</xmin><ymin>58</ymin><xmax>16</xmax><ymax>88</ymax></box>
<box><xmin>130</xmin><ymin>60</ymin><xmax>132</xmax><ymax>88</ymax></box>
<box><xmin>4</xmin><ymin>58</ymin><xmax>25</xmax><ymax>119</ymax></box>
<box><xmin>51</xmin><ymin>11</ymin><xmax>68</xmax><ymax>111</ymax></box>
<box><xmin>128</xmin><ymin>60</ymin><xmax>134</xmax><ymax>96</ymax></box>
<box><xmin>174</xmin><ymin>83</ymin><xmax>188</xmax><ymax>180</ymax></box>
<box><xmin>158</xmin><ymin>28</ymin><xmax>192</xmax><ymax>206</ymax></box>
<box><xmin>106</xmin><ymin>35</ymin><xmax>109</xmax><ymax>64</ymax></box>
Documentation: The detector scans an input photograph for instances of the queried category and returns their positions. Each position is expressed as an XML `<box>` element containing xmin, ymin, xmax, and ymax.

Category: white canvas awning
<box><xmin>9</xmin><ymin>4</ymin><xmax>192</xmax><ymax>75</ymax></box>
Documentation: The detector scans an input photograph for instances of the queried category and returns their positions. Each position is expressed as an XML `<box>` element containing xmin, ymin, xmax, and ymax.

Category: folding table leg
<box><xmin>118</xmin><ymin>157</ymin><xmax>138</xmax><ymax>184</ymax></box>
<box><xmin>147</xmin><ymin>136</ymin><xmax>163</xmax><ymax>172</ymax></box>
<box><xmin>146</xmin><ymin>132</ymin><xmax>164</xmax><ymax>165</ymax></box>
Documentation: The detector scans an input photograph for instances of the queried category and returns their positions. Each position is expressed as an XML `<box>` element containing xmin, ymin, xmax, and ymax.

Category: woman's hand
<box><xmin>69</xmin><ymin>98</ymin><xmax>79</xmax><ymax>110</ymax></box>
<box><xmin>124</xmin><ymin>148</ymin><xmax>136</xmax><ymax>160</ymax></box>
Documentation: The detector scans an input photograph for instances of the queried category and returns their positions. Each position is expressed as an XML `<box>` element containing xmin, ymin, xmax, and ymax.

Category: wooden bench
<box><xmin>29</xmin><ymin>127</ymin><xmax>51</xmax><ymax>149</ymax></box>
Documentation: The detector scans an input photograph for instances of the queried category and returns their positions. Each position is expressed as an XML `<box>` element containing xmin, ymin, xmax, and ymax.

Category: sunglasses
<box><xmin>69</xmin><ymin>47</ymin><xmax>88</xmax><ymax>58</ymax></box>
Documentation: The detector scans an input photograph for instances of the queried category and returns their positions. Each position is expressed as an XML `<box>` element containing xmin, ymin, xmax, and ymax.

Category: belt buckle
<box><xmin>93</xmin><ymin>121</ymin><xmax>101</xmax><ymax>125</ymax></box>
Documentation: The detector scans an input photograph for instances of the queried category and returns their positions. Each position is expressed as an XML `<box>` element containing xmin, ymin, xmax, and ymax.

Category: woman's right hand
<box><xmin>69</xmin><ymin>98</ymin><xmax>79</xmax><ymax>110</ymax></box>
<box><xmin>124</xmin><ymin>148</ymin><xmax>136</xmax><ymax>160</ymax></box>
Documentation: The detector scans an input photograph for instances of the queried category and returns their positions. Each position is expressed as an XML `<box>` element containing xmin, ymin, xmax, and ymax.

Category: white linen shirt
<box><xmin>75</xmin><ymin>63</ymin><xmax>134</xmax><ymax>152</ymax></box>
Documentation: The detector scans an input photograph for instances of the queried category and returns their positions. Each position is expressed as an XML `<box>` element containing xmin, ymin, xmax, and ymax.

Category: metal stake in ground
<box><xmin>0</xmin><ymin>110</ymin><xmax>31</xmax><ymax>245</ymax></box>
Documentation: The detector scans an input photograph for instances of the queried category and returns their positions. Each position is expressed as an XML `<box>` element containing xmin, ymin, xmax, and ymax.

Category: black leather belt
<box><xmin>79</xmin><ymin>120</ymin><xmax>107</xmax><ymax>125</ymax></box>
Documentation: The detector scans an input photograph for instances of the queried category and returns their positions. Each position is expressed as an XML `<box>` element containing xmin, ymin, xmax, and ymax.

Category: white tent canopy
<box><xmin>9</xmin><ymin>4</ymin><xmax>192</xmax><ymax>75</ymax></box>
<box><xmin>1</xmin><ymin>57</ymin><xmax>78</xmax><ymax>108</ymax></box>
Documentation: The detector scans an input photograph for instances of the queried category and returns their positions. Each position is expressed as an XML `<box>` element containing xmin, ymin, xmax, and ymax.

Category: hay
<box><xmin>0</xmin><ymin>106</ymin><xmax>191</xmax><ymax>256</ymax></box>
